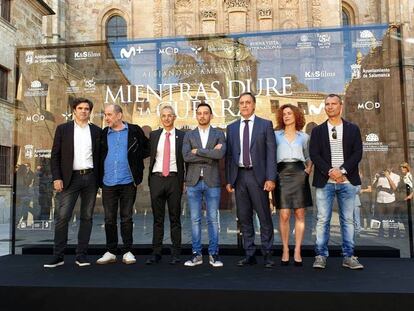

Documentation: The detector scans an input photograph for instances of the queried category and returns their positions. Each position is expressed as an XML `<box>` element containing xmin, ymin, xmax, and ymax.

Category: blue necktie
<box><xmin>243</xmin><ymin>120</ymin><xmax>251</xmax><ymax>167</ymax></box>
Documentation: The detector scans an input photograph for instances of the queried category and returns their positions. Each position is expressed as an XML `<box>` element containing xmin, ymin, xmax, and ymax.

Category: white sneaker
<box><xmin>209</xmin><ymin>255</ymin><xmax>223</xmax><ymax>267</ymax></box>
<box><xmin>96</xmin><ymin>251</ymin><xmax>117</xmax><ymax>265</ymax></box>
<box><xmin>184</xmin><ymin>254</ymin><xmax>203</xmax><ymax>267</ymax></box>
<box><xmin>122</xmin><ymin>251</ymin><xmax>136</xmax><ymax>264</ymax></box>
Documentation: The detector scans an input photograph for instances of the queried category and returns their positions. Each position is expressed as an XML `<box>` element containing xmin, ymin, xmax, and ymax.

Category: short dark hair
<box><xmin>238</xmin><ymin>92</ymin><xmax>256</xmax><ymax>103</ymax></box>
<box><xmin>196</xmin><ymin>102</ymin><xmax>212</xmax><ymax>114</ymax></box>
<box><xmin>72</xmin><ymin>98</ymin><xmax>94</xmax><ymax>111</ymax></box>
<box><xmin>325</xmin><ymin>94</ymin><xmax>342</xmax><ymax>104</ymax></box>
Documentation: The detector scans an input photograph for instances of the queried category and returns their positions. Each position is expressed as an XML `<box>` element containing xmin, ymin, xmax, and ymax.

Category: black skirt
<box><xmin>275</xmin><ymin>162</ymin><xmax>313</xmax><ymax>209</ymax></box>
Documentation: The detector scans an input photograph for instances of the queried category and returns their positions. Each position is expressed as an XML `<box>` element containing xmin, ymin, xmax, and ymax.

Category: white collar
<box><xmin>241</xmin><ymin>114</ymin><xmax>255</xmax><ymax>123</ymax></box>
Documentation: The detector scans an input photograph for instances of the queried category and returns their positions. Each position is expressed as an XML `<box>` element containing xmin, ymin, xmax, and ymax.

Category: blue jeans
<box><xmin>187</xmin><ymin>180</ymin><xmax>221</xmax><ymax>255</ymax></box>
<box><xmin>315</xmin><ymin>183</ymin><xmax>357</xmax><ymax>257</ymax></box>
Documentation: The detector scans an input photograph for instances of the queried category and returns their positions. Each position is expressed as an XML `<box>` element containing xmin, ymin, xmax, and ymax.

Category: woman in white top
<box><xmin>274</xmin><ymin>104</ymin><xmax>313</xmax><ymax>266</ymax></box>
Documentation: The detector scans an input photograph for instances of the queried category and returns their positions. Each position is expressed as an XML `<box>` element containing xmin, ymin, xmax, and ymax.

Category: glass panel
<box><xmin>14</xmin><ymin>25</ymin><xmax>412</xmax><ymax>257</ymax></box>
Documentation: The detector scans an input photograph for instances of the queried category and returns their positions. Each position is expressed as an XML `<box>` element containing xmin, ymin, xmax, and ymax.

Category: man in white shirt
<box><xmin>146</xmin><ymin>106</ymin><xmax>185</xmax><ymax>265</ymax></box>
<box><xmin>310</xmin><ymin>94</ymin><xmax>364</xmax><ymax>270</ymax></box>
<box><xmin>182</xmin><ymin>103</ymin><xmax>226</xmax><ymax>267</ymax></box>
<box><xmin>44</xmin><ymin>98</ymin><xmax>101</xmax><ymax>268</ymax></box>
<box><xmin>373</xmin><ymin>168</ymin><xmax>400</xmax><ymax>237</ymax></box>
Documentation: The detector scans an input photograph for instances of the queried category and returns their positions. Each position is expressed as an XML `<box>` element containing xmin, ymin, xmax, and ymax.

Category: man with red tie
<box><xmin>146</xmin><ymin>105</ymin><xmax>185</xmax><ymax>265</ymax></box>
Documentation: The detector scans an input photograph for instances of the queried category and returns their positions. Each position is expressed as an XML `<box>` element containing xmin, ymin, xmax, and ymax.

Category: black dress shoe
<box><xmin>237</xmin><ymin>256</ymin><xmax>257</xmax><ymax>267</ymax></box>
<box><xmin>145</xmin><ymin>254</ymin><xmax>162</xmax><ymax>265</ymax></box>
<box><xmin>281</xmin><ymin>260</ymin><xmax>290</xmax><ymax>266</ymax></box>
<box><xmin>294</xmin><ymin>260</ymin><xmax>303</xmax><ymax>267</ymax></box>
<box><xmin>44</xmin><ymin>256</ymin><xmax>64</xmax><ymax>268</ymax></box>
<box><xmin>264</xmin><ymin>254</ymin><xmax>275</xmax><ymax>268</ymax></box>
<box><xmin>75</xmin><ymin>255</ymin><xmax>91</xmax><ymax>267</ymax></box>
<box><xmin>169</xmin><ymin>255</ymin><xmax>181</xmax><ymax>265</ymax></box>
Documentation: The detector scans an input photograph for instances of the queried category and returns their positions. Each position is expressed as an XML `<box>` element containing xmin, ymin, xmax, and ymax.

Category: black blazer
<box><xmin>99</xmin><ymin>123</ymin><xmax>150</xmax><ymax>187</ymax></box>
<box><xmin>309</xmin><ymin>119</ymin><xmax>362</xmax><ymax>187</ymax></box>
<box><xmin>51</xmin><ymin>121</ymin><xmax>102</xmax><ymax>188</ymax></box>
<box><xmin>148</xmin><ymin>128</ymin><xmax>185</xmax><ymax>186</ymax></box>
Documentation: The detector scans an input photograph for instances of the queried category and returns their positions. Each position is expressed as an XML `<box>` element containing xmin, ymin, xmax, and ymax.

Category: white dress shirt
<box><xmin>198</xmin><ymin>126</ymin><xmax>210</xmax><ymax>176</ymax></box>
<box><xmin>239</xmin><ymin>114</ymin><xmax>255</xmax><ymax>167</ymax></box>
<box><xmin>152</xmin><ymin>128</ymin><xmax>177</xmax><ymax>173</ymax></box>
<box><xmin>73</xmin><ymin>121</ymin><xmax>93</xmax><ymax>170</ymax></box>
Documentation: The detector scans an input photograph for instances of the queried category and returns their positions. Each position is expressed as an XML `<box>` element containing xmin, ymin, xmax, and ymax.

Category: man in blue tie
<box><xmin>225</xmin><ymin>92</ymin><xmax>277</xmax><ymax>268</ymax></box>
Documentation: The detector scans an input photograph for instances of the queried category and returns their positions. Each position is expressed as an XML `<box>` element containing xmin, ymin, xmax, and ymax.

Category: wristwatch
<box><xmin>340</xmin><ymin>167</ymin><xmax>347</xmax><ymax>175</ymax></box>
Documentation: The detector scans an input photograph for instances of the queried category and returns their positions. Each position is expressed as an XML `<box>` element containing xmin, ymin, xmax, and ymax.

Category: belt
<box><xmin>73</xmin><ymin>169</ymin><xmax>93</xmax><ymax>175</ymax></box>
<box><xmin>152</xmin><ymin>172</ymin><xmax>178</xmax><ymax>177</ymax></box>
<box><xmin>239</xmin><ymin>166</ymin><xmax>253</xmax><ymax>170</ymax></box>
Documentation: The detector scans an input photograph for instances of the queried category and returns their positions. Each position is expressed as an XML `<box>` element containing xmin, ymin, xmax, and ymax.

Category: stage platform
<box><xmin>0</xmin><ymin>255</ymin><xmax>413</xmax><ymax>311</ymax></box>
<box><xmin>21</xmin><ymin>243</ymin><xmax>401</xmax><ymax>257</ymax></box>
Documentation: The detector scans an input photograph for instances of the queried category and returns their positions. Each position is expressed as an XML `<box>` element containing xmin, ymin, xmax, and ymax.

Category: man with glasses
<box><xmin>146</xmin><ymin>105</ymin><xmax>185</xmax><ymax>265</ymax></box>
<box><xmin>309</xmin><ymin>94</ymin><xmax>364</xmax><ymax>270</ymax></box>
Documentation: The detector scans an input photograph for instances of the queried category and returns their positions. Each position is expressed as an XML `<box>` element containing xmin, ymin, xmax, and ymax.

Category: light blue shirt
<box><xmin>103</xmin><ymin>123</ymin><xmax>133</xmax><ymax>186</ymax></box>
<box><xmin>275</xmin><ymin>130</ymin><xmax>310</xmax><ymax>163</ymax></box>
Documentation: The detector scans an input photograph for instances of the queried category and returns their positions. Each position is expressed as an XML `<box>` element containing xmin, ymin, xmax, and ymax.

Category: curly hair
<box><xmin>275</xmin><ymin>104</ymin><xmax>306</xmax><ymax>131</ymax></box>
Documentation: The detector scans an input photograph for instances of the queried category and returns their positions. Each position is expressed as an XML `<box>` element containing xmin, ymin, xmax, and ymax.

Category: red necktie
<box><xmin>162</xmin><ymin>132</ymin><xmax>171</xmax><ymax>177</ymax></box>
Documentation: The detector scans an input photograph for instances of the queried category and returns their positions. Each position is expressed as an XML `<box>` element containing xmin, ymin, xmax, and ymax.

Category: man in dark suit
<box><xmin>225</xmin><ymin>92</ymin><xmax>277</xmax><ymax>268</ymax></box>
<box><xmin>44</xmin><ymin>98</ymin><xmax>101</xmax><ymax>268</ymax></box>
<box><xmin>309</xmin><ymin>93</ymin><xmax>363</xmax><ymax>270</ymax></box>
<box><xmin>183</xmin><ymin>103</ymin><xmax>226</xmax><ymax>267</ymax></box>
<box><xmin>96</xmin><ymin>104</ymin><xmax>150</xmax><ymax>265</ymax></box>
<box><xmin>146</xmin><ymin>105</ymin><xmax>185</xmax><ymax>265</ymax></box>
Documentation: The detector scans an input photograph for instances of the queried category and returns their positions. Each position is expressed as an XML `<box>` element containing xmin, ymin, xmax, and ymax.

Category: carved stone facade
<box><xmin>0</xmin><ymin>0</ymin><xmax>54</xmax><ymax>227</ymax></box>
<box><xmin>35</xmin><ymin>0</ymin><xmax>414</xmax><ymax>167</ymax></box>
<box><xmin>312</xmin><ymin>0</ymin><xmax>322</xmax><ymax>27</ymax></box>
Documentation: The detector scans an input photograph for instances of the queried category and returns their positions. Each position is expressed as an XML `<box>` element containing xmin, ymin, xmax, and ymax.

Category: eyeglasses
<box><xmin>331</xmin><ymin>127</ymin><xmax>337</xmax><ymax>139</ymax></box>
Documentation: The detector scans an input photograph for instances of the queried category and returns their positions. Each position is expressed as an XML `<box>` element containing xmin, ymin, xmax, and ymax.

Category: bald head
<box><xmin>104</xmin><ymin>104</ymin><xmax>124</xmax><ymax>130</ymax></box>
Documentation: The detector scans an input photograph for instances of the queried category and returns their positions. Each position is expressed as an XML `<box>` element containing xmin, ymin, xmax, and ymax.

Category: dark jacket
<box><xmin>183</xmin><ymin>127</ymin><xmax>226</xmax><ymax>187</ymax></box>
<box><xmin>51</xmin><ymin>121</ymin><xmax>102</xmax><ymax>188</ymax></box>
<box><xmin>309</xmin><ymin>119</ymin><xmax>362</xmax><ymax>187</ymax></box>
<box><xmin>225</xmin><ymin>116</ymin><xmax>277</xmax><ymax>187</ymax></box>
<box><xmin>100</xmin><ymin>122</ymin><xmax>150</xmax><ymax>187</ymax></box>
<box><xmin>148</xmin><ymin>128</ymin><xmax>185</xmax><ymax>186</ymax></box>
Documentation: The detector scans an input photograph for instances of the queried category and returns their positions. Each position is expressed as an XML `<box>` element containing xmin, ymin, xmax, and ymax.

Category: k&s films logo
<box><xmin>74</xmin><ymin>51</ymin><xmax>101</xmax><ymax>60</ymax></box>
<box><xmin>304</xmin><ymin>70</ymin><xmax>335</xmax><ymax>80</ymax></box>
